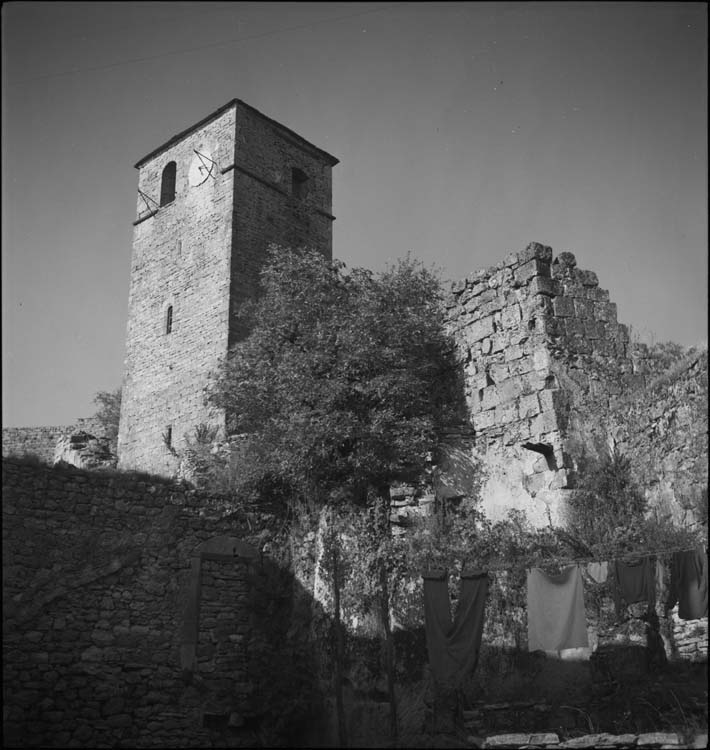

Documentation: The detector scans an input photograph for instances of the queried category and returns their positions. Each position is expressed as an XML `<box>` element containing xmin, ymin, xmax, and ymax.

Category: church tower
<box><xmin>117</xmin><ymin>100</ymin><xmax>338</xmax><ymax>475</ymax></box>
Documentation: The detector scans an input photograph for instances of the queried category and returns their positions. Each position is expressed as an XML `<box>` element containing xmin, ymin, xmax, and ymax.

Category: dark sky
<box><xmin>2</xmin><ymin>2</ymin><xmax>707</xmax><ymax>427</ymax></box>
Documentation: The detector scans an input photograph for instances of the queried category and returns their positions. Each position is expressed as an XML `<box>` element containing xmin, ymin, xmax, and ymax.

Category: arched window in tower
<box><xmin>291</xmin><ymin>168</ymin><xmax>308</xmax><ymax>199</ymax></box>
<box><xmin>160</xmin><ymin>161</ymin><xmax>177</xmax><ymax>206</ymax></box>
<box><xmin>166</xmin><ymin>305</ymin><xmax>173</xmax><ymax>334</ymax></box>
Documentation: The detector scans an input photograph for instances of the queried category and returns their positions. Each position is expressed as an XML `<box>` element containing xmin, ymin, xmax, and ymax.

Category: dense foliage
<box><xmin>208</xmin><ymin>246</ymin><xmax>465</xmax><ymax>507</ymax></box>
<box><xmin>565</xmin><ymin>443</ymin><xmax>702</xmax><ymax>560</ymax></box>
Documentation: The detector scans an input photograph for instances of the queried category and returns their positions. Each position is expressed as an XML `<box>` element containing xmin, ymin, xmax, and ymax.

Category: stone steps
<box><xmin>470</xmin><ymin>731</ymin><xmax>707</xmax><ymax>749</ymax></box>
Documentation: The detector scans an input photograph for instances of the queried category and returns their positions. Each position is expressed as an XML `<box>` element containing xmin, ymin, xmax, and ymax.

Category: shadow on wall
<box><xmin>1</xmin><ymin>458</ymin><xmax>336</xmax><ymax>748</ymax></box>
<box><xmin>3</xmin><ymin>458</ymin><xmax>708</xmax><ymax>747</ymax></box>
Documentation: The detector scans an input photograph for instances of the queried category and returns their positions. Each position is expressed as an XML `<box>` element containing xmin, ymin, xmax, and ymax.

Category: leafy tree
<box><xmin>92</xmin><ymin>387</ymin><xmax>122</xmax><ymax>442</ymax></box>
<box><xmin>209</xmin><ymin>246</ymin><xmax>465</xmax><ymax>504</ymax></box>
<box><xmin>208</xmin><ymin>246</ymin><xmax>467</xmax><ymax>740</ymax></box>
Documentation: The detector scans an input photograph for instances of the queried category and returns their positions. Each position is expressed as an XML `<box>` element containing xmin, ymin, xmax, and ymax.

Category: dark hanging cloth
<box><xmin>668</xmin><ymin>547</ymin><xmax>708</xmax><ymax>620</ymax></box>
<box><xmin>526</xmin><ymin>565</ymin><xmax>589</xmax><ymax>651</ymax></box>
<box><xmin>422</xmin><ymin>568</ymin><xmax>488</xmax><ymax>689</ymax></box>
<box><xmin>612</xmin><ymin>556</ymin><xmax>655</xmax><ymax>616</ymax></box>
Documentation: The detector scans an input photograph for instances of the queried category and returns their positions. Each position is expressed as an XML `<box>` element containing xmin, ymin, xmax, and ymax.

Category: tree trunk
<box><xmin>380</xmin><ymin>564</ymin><xmax>398</xmax><ymax>741</ymax></box>
<box><xmin>374</xmin><ymin>487</ymin><xmax>398</xmax><ymax>741</ymax></box>
<box><xmin>332</xmin><ymin>545</ymin><xmax>348</xmax><ymax>747</ymax></box>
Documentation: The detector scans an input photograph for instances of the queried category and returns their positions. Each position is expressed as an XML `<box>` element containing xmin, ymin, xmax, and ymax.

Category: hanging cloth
<box><xmin>586</xmin><ymin>561</ymin><xmax>609</xmax><ymax>584</ymax></box>
<box><xmin>611</xmin><ymin>556</ymin><xmax>655</xmax><ymax>616</ymax></box>
<box><xmin>422</xmin><ymin>568</ymin><xmax>488</xmax><ymax>689</ymax></box>
<box><xmin>526</xmin><ymin>565</ymin><xmax>589</xmax><ymax>651</ymax></box>
<box><xmin>667</xmin><ymin>547</ymin><xmax>708</xmax><ymax>620</ymax></box>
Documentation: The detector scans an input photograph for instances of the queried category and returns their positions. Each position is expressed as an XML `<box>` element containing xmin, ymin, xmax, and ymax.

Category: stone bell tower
<box><xmin>118</xmin><ymin>100</ymin><xmax>338</xmax><ymax>475</ymax></box>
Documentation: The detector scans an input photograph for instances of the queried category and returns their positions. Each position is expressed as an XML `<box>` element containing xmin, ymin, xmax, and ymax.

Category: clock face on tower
<box><xmin>188</xmin><ymin>149</ymin><xmax>214</xmax><ymax>186</ymax></box>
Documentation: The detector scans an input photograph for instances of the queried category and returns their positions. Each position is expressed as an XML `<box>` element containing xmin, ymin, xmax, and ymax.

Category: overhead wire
<box><xmin>423</xmin><ymin>542</ymin><xmax>707</xmax><ymax>575</ymax></box>
<box><xmin>12</xmin><ymin>3</ymin><xmax>410</xmax><ymax>84</ymax></box>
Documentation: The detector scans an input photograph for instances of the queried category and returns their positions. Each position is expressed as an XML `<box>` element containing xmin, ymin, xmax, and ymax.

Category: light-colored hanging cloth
<box><xmin>527</xmin><ymin>565</ymin><xmax>589</xmax><ymax>651</ymax></box>
<box><xmin>586</xmin><ymin>560</ymin><xmax>608</xmax><ymax>584</ymax></box>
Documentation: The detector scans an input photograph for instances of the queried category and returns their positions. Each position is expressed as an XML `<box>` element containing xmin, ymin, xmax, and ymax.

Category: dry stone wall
<box><xmin>610</xmin><ymin>350</ymin><xmax>708</xmax><ymax>527</ymax></box>
<box><xmin>2</xmin><ymin>458</ymin><xmax>322</xmax><ymax>748</ymax></box>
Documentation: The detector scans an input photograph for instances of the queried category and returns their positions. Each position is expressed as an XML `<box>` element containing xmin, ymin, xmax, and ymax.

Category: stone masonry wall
<box><xmin>2</xmin><ymin>426</ymin><xmax>73</xmax><ymax>463</ymax></box>
<box><xmin>445</xmin><ymin>243</ymin><xmax>630</xmax><ymax>526</ymax></box>
<box><xmin>2</xmin><ymin>458</ymin><xmax>322</xmax><ymax>748</ymax></box>
<box><xmin>611</xmin><ymin>350</ymin><xmax>708</xmax><ymax>527</ymax></box>
<box><xmin>118</xmin><ymin>101</ymin><xmax>337</xmax><ymax>476</ymax></box>
<box><xmin>119</xmin><ymin>106</ymin><xmax>237</xmax><ymax>477</ymax></box>
<box><xmin>228</xmin><ymin>103</ymin><xmax>335</xmax><ymax>345</ymax></box>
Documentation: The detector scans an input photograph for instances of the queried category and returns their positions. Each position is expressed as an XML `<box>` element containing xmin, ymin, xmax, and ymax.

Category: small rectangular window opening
<box><xmin>164</xmin><ymin>425</ymin><xmax>172</xmax><ymax>449</ymax></box>
<box><xmin>291</xmin><ymin>168</ymin><xmax>308</xmax><ymax>199</ymax></box>
<box><xmin>166</xmin><ymin>305</ymin><xmax>173</xmax><ymax>334</ymax></box>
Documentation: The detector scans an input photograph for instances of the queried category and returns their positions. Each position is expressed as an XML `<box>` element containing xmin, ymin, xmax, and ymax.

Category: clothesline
<box><xmin>423</xmin><ymin>542</ymin><xmax>707</xmax><ymax>575</ymax></box>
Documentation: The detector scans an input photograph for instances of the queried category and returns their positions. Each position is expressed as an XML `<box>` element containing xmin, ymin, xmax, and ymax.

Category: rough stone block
<box><xmin>503</xmin><ymin>424</ymin><xmax>526</xmax><ymax>445</ymax></box>
<box><xmin>504</xmin><ymin>344</ymin><xmax>524</xmax><ymax>361</ymax></box>
<box><xmin>515</xmin><ymin>258</ymin><xmax>551</xmax><ymax>286</ymax></box>
<box><xmin>552</xmin><ymin>297</ymin><xmax>575</xmax><ymax>317</ymax></box>
<box><xmin>479</xmin><ymin>296</ymin><xmax>505</xmax><ymax>317</ymax></box>
<box><xmin>484</xmin><ymin>734</ymin><xmax>531</xmax><ymax>748</ymax></box>
<box><xmin>495</xmin><ymin>401</ymin><xmax>518</xmax><ymax>425</ymax></box>
<box><xmin>508</xmin><ymin>357</ymin><xmax>534</xmax><ymax>377</ymax></box>
<box><xmin>585</xmin><ymin>320</ymin><xmax>605</xmax><ymax>340</ymax></box>
<box><xmin>488</xmin><ymin>362</ymin><xmax>510</xmax><ymax>383</ymax></box>
<box><xmin>518</xmin><ymin>242</ymin><xmax>553</xmax><ymax>265</ymax></box>
<box><xmin>529</xmin><ymin>276</ymin><xmax>557</xmax><ymax>297</ymax></box>
<box><xmin>498</xmin><ymin>376</ymin><xmax>526</xmax><ymax>402</ymax></box>
<box><xmin>529</xmin><ymin>410</ymin><xmax>558</xmax><ymax>436</ymax></box>
<box><xmin>490</xmin><ymin>334</ymin><xmax>507</xmax><ymax>353</ymax></box>
<box><xmin>451</xmin><ymin>279</ymin><xmax>466</xmax><ymax>294</ymax></box>
<box><xmin>554</xmin><ymin>251</ymin><xmax>577</xmax><ymax>269</ymax></box>
<box><xmin>503</xmin><ymin>249</ymin><xmax>520</xmax><ymax>268</ymax></box>
<box><xmin>593</xmin><ymin>302</ymin><xmax>614</xmax><ymax>321</ymax></box>
<box><xmin>480</xmin><ymin>387</ymin><xmax>500</xmax><ymax>411</ymax></box>
<box><xmin>474</xmin><ymin>409</ymin><xmax>497</xmax><ymax>431</ymax></box>
<box><xmin>577</xmin><ymin>269</ymin><xmax>599</xmax><ymax>287</ymax></box>
<box><xmin>501</xmin><ymin>303</ymin><xmax>522</xmax><ymax>329</ymax></box>
<box><xmin>488</xmin><ymin>267</ymin><xmax>514</xmax><ymax>289</ymax></box>
<box><xmin>465</xmin><ymin>315</ymin><xmax>496</xmax><ymax>343</ymax></box>
<box><xmin>519</xmin><ymin>393</ymin><xmax>540</xmax><ymax>419</ymax></box>
<box><xmin>532</xmin><ymin>348</ymin><xmax>551</xmax><ymax>371</ymax></box>
<box><xmin>467</xmin><ymin>268</ymin><xmax>488</xmax><ymax>285</ymax></box>
<box><xmin>573</xmin><ymin>298</ymin><xmax>594</xmax><ymax>318</ymax></box>
<box><xmin>529</xmin><ymin>733</ymin><xmax>559</xmax><ymax>745</ymax></box>
<box><xmin>564</xmin><ymin>317</ymin><xmax>585</xmax><ymax>337</ymax></box>
<box><xmin>636</xmin><ymin>732</ymin><xmax>681</xmax><ymax>746</ymax></box>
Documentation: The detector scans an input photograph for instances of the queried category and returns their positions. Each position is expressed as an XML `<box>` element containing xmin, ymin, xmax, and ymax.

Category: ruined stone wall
<box><xmin>610</xmin><ymin>349</ymin><xmax>708</xmax><ymax>526</ymax></box>
<box><xmin>445</xmin><ymin>243</ymin><xmax>630</xmax><ymax>525</ymax></box>
<box><xmin>2</xmin><ymin>458</ymin><xmax>322</xmax><ymax>748</ymax></box>
<box><xmin>2</xmin><ymin>426</ymin><xmax>73</xmax><ymax>463</ymax></box>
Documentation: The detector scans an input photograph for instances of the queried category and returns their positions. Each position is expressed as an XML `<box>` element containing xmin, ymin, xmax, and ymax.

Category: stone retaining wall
<box><xmin>2</xmin><ymin>458</ymin><xmax>321</xmax><ymax>748</ymax></box>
